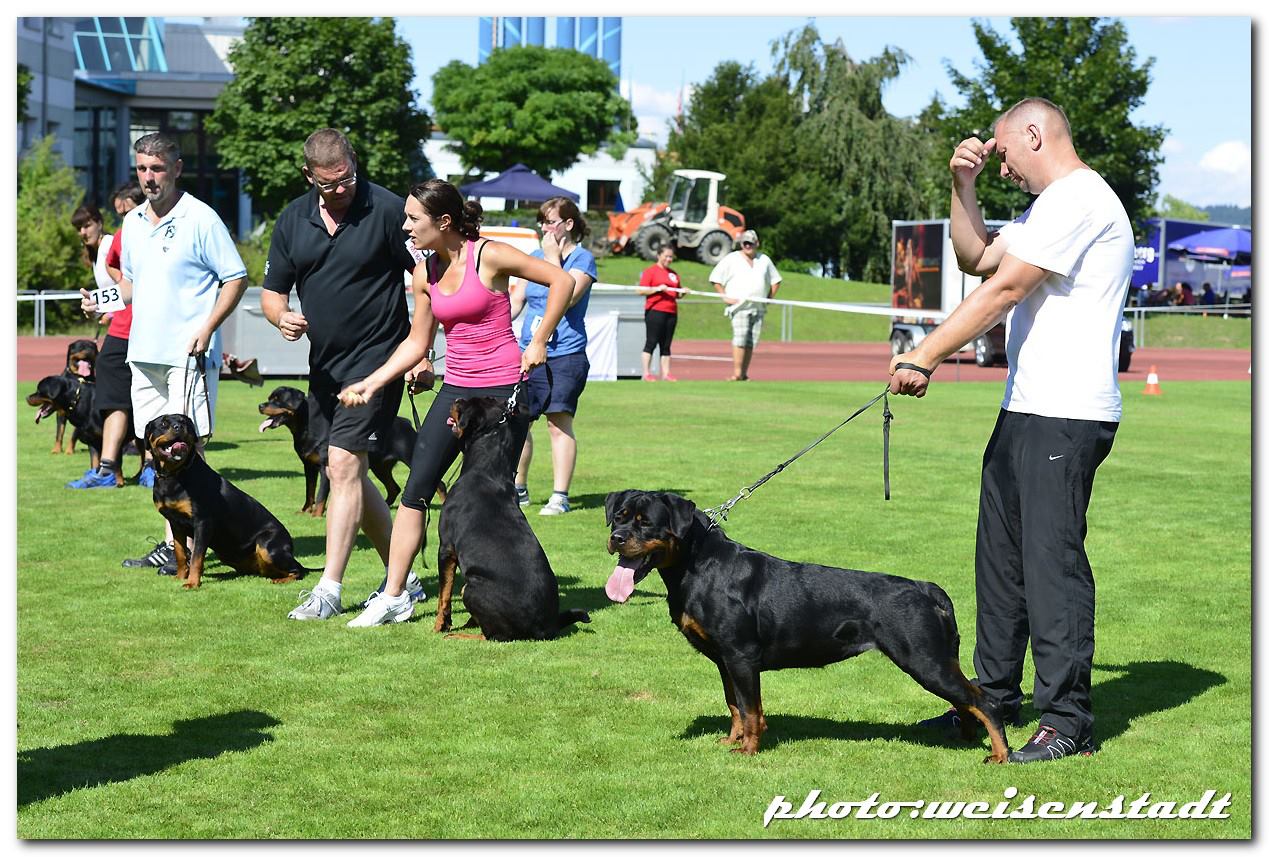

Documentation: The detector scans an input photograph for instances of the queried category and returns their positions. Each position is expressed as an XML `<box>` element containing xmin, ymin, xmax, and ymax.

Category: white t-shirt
<box><xmin>91</xmin><ymin>233</ymin><xmax>115</xmax><ymax>291</ymax></box>
<box><xmin>709</xmin><ymin>251</ymin><xmax>782</xmax><ymax>315</ymax></box>
<box><xmin>995</xmin><ymin>169</ymin><xmax>1133</xmax><ymax>422</ymax></box>
<box><xmin>122</xmin><ymin>193</ymin><xmax>247</xmax><ymax>368</ymax></box>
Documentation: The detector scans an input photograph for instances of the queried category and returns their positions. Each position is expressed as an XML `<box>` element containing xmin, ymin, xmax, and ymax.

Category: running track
<box><xmin>17</xmin><ymin>335</ymin><xmax>1251</xmax><ymax>384</ymax></box>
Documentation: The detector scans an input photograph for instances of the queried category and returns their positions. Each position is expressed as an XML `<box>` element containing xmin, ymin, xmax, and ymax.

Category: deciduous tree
<box><xmin>431</xmin><ymin>45</ymin><xmax>635</xmax><ymax>178</ymax></box>
<box><xmin>17</xmin><ymin>137</ymin><xmax>87</xmax><ymax>328</ymax></box>
<box><xmin>206</xmin><ymin>17</ymin><xmax>432</xmax><ymax>218</ymax></box>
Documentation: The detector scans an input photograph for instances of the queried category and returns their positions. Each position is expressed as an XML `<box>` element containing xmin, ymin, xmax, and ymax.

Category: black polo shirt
<box><xmin>263</xmin><ymin>180</ymin><xmax>420</xmax><ymax>388</ymax></box>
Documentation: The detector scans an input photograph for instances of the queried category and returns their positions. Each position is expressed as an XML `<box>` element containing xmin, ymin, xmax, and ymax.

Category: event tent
<box><xmin>460</xmin><ymin>164</ymin><xmax>579</xmax><ymax>203</ymax></box>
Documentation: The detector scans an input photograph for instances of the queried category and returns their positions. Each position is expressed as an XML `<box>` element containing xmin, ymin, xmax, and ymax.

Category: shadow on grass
<box><xmin>677</xmin><ymin>660</ymin><xmax>1225</xmax><ymax>753</ymax></box>
<box><xmin>215</xmin><ymin>466</ymin><xmax>298</xmax><ymax>482</ymax></box>
<box><xmin>18</xmin><ymin>710</ymin><xmax>280</xmax><ymax>808</ymax></box>
<box><xmin>203</xmin><ymin>440</ymin><xmax>238</xmax><ymax>453</ymax></box>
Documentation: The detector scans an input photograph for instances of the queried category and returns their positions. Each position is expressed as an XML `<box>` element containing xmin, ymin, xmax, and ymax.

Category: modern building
<box><xmin>18</xmin><ymin>16</ymin><xmax>251</xmax><ymax>236</ymax></box>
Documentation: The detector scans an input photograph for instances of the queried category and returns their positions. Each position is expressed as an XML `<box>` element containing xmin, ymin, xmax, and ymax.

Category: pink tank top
<box><xmin>429</xmin><ymin>240</ymin><xmax>522</xmax><ymax>387</ymax></box>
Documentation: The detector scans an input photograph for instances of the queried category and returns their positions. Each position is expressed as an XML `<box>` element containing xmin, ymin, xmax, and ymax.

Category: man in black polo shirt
<box><xmin>262</xmin><ymin>128</ymin><xmax>425</xmax><ymax>621</ymax></box>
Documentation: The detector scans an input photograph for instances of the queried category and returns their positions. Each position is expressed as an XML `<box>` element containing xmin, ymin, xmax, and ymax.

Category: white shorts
<box><xmin>129</xmin><ymin>359</ymin><xmax>218</xmax><ymax>439</ymax></box>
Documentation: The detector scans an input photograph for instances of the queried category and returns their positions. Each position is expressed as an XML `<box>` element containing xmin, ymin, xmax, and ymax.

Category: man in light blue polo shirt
<box><xmin>82</xmin><ymin>132</ymin><xmax>247</xmax><ymax>574</ymax></box>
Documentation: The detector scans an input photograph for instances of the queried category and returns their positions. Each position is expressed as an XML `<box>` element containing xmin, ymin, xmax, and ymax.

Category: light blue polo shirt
<box><xmin>518</xmin><ymin>246</ymin><xmax>598</xmax><ymax>357</ymax></box>
<box><xmin>121</xmin><ymin>193</ymin><xmax>246</xmax><ymax>368</ymax></box>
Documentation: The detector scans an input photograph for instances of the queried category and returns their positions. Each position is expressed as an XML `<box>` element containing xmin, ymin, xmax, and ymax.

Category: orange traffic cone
<box><xmin>1143</xmin><ymin>365</ymin><xmax>1162</xmax><ymax>395</ymax></box>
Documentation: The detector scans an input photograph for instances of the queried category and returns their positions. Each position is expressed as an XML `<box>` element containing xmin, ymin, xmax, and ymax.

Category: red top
<box><xmin>639</xmin><ymin>264</ymin><xmax>682</xmax><ymax>314</ymax></box>
<box><xmin>103</xmin><ymin>229</ymin><xmax>132</xmax><ymax>339</ymax></box>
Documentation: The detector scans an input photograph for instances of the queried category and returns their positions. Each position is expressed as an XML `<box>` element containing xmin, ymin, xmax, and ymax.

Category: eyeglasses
<box><xmin>312</xmin><ymin>174</ymin><xmax>357</xmax><ymax>193</ymax></box>
<box><xmin>742</xmin><ymin>242</ymin><xmax>755</xmax><ymax>248</ymax></box>
<box><xmin>539</xmin><ymin>219</ymin><xmax>564</xmax><ymax>228</ymax></box>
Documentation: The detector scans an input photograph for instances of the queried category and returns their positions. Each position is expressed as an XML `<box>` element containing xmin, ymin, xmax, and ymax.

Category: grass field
<box><xmin>16</xmin><ymin>378</ymin><xmax>1250</xmax><ymax>839</ymax></box>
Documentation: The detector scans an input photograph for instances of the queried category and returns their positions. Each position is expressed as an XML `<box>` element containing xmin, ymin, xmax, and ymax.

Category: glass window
<box><xmin>98</xmin><ymin>17</ymin><xmax>124</xmax><ymax>35</ymax></box>
<box><xmin>103</xmin><ymin>34</ymin><xmax>132</xmax><ymax>72</ymax></box>
<box><xmin>586</xmin><ymin>179</ymin><xmax>622</xmax><ymax>212</ymax></box>
<box><xmin>76</xmin><ymin>34</ymin><xmax>107</xmax><ymax>72</ymax></box>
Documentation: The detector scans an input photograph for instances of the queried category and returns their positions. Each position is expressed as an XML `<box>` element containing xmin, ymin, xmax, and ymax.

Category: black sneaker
<box><xmin>156</xmin><ymin>558</ymin><xmax>178</xmax><ymax>576</ymax></box>
<box><xmin>917</xmin><ymin>706</ymin><xmax>1021</xmax><ymax>737</ymax></box>
<box><xmin>122</xmin><ymin>541</ymin><xmax>175</xmax><ymax>569</ymax></box>
<box><xmin>1007</xmin><ymin>725</ymin><xmax>1096</xmax><ymax>764</ymax></box>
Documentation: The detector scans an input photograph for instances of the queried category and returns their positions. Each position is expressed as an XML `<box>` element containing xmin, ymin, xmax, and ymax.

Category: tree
<box><xmin>18</xmin><ymin>63</ymin><xmax>33</xmax><ymax>123</ymax></box>
<box><xmin>17</xmin><ymin>137</ymin><xmax>88</xmax><ymax>329</ymax></box>
<box><xmin>1158</xmin><ymin>194</ymin><xmax>1209</xmax><ymax>222</ymax></box>
<box><xmin>205</xmin><ymin>17</ymin><xmax>432</xmax><ymax>218</ymax></box>
<box><xmin>938</xmin><ymin>17</ymin><xmax>1166</xmax><ymax>230</ymax></box>
<box><xmin>431</xmin><ymin>45</ymin><xmax>635</xmax><ymax>178</ymax></box>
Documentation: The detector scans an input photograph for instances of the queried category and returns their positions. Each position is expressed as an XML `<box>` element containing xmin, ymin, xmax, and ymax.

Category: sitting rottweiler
<box><xmin>603</xmin><ymin>490</ymin><xmax>1011</xmax><ymax>763</ymax></box>
<box><xmin>434</xmin><ymin>397</ymin><xmax>589</xmax><ymax>641</ymax></box>
<box><xmin>258</xmin><ymin>385</ymin><xmax>429</xmax><ymax>515</ymax></box>
<box><xmin>49</xmin><ymin>339</ymin><xmax>99</xmax><ymax>455</ymax></box>
<box><xmin>28</xmin><ymin>373</ymin><xmax>103</xmax><ymax>471</ymax></box>
<box><xmin>145</xmin><ymin>413</ymin><xmax>317</xmax><ymax>589</ymax></box>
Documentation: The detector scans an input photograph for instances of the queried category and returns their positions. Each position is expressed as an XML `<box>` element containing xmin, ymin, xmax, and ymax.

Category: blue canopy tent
<box><xmin>1167</xmin><ymin>226</ymin><xmax>1251</xmax><ymax>263</ymax></box>
<box><xmin>460</xmin><ymin>164</ymin><xmax>579</xmax><ymax>204</ymax></box>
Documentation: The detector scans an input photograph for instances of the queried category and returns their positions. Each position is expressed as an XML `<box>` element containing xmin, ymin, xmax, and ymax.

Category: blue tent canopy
<box><xmin>1167</xmin><ymin>226</ymin><xmax>1251</xmax><ymax>262</ymax></box>
<box><xmin>459</xmin><ymin>164</ymin><xmax>579</xmax><ymax>203</ymax></box>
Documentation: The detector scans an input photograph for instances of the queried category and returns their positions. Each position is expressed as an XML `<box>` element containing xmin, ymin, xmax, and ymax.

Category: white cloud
<box><xmin>1198</xmin><ymin>140</ymin><xmax>1251</xmax><ymax>174</ymax></box>
<box><xmin>1161</xmin><ymin>136</ymin><xmax>1186</xmax><ymax>156</ymax></box>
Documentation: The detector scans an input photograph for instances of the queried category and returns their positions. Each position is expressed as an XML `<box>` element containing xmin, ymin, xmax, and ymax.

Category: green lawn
<box><xmin>17</xmin><ymin>378</ymin><xmax>1250</xmax><ymax>838</ymax></box>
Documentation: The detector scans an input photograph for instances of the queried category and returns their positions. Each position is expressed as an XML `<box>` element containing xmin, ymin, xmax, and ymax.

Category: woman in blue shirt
<box><xmin>510</xmin><ymin>196</ymin><xmax>597</xmax><ymax>515</ymax></box>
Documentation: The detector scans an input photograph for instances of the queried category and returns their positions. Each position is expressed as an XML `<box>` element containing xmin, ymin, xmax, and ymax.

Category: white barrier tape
<box><xmin>592</xmin><ymin>282</ymin><xmax>951</xmax><ymax>322</ymax></box>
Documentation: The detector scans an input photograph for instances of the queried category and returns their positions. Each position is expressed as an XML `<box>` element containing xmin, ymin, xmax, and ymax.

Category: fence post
<box><xmin>36</xmin><ymin>290</ymin><xmax>45</xmax><ymax>337</ymax></box>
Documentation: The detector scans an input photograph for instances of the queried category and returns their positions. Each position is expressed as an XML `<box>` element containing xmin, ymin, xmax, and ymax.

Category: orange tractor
<box><xmin>607</xmin><ymin>169</ymin><xmax>746</xmax><ymax>265</ymax></box>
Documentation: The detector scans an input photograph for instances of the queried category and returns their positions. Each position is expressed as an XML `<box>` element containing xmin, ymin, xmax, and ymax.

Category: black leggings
<box><xmin>643</xmin><ymin>309</ymin><xmax>678</xmax><ymax>356</ymax></box>
<box><xmin>399</xmin><ymin>382</ymin><xmax>526</xmax><ymax>511</ymax></box>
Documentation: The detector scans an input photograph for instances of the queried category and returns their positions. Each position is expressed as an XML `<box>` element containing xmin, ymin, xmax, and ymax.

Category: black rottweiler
<box><xmin>258</xmin><ymin>385</ymin><xmax>426</xmax><ymax>515</ymax></box>
<box><xmin>434</xmin><ymin>397</ymin><xmax>589</xmax><ymax>641</ymax></box>
<box><xmin>50</xmin><ymin>339</ymin><xmax>98</xmax><ymax>455</ymax></box>
<box><xmin>145</xmin><ymin>413</ymin><xmax>317</xmax><ymax>589</ymax></box>
<box><xmin>603</xmin><ymin>490</ymin><xmax>1011</xmax><ymax>763</ymax></box>
<box><xmin>27</xmin><ymin>373</ymin><xmax>103</xmax><ymax>472</ymax></box>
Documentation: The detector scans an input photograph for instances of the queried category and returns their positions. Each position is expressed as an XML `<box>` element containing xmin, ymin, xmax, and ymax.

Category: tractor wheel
<box><xmin>974</xmin><ymin>335</ymin><xmax>996</xmax><ymax>367</ymax></box>
<box><xmin>633</xmin><ymin>223</ymin><xmax>673</xmax><ymax>261</ymax></box>
<box><xmin>694</xmin><ymin>231</ymin><xmax>733</xmax><ymax>266</ymax></box>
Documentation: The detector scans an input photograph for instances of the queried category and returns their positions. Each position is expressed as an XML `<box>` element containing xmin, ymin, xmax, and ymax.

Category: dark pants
<box><xmin>399</xmin><ymin>382</ymin><xmax>526</xmax><ymax>511</ymax></box>
<box><xmin>972</xmin><ymin>409</ymin><xmax>1117</xmax><ymax>741</ymax></box>
<box><xmin>643</xmin><ymin>309</ymin><xmax>678</xmax><ymax>356</ymax></box>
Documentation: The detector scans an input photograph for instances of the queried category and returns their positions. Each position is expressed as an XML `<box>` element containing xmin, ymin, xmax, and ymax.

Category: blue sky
<box><xmin>394</xmin><ymin>15</ymin><xmax>1252</xmax><ymax>208</ymax></box>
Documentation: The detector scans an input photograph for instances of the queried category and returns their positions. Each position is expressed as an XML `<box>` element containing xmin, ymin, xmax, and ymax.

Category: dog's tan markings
<box><xmin>679</xmin><ymin>613</ymin><xmax>709</xmax><ymax>641</ymax></box>
<box><xmin>448</xmin><ymin>404</ymin><xmax>463</xmax><ymax>438</ymax></box>
<box><xmin>159</xmin><ymin>498</ymin><xmax>194</xmax><ymax>520</ymax></box>
<box><xmin>721</xmin><ymin>703</ymin><xmax>743</xmax><ymax>745</ymax></box>
<box><xmin>736</xmin><ymin>707</ymin><xmax>765</xmax><ymax>755</ymax></box>
<box><xmin>172</xmin><ymin>540</ymin><xmax>189</xmax><ymax>581</ymax></box>
<box><xmin>963</xmin><ymin>705</ymin><xmax>1010</xmax><ymax>764</ymax></box>
<box><xmin>434</xmin><ymin>547</ymin><xmax>459</xmax><ymax>633</ymax></box>
<box><xmin>184</xmin><ymin>548</ymin><xmax>205</xmax><ymax>590</ymax></box>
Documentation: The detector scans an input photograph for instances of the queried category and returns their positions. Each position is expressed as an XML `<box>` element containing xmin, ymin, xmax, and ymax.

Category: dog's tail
<box><xmin>557</xmin><ymin>609</ymin><xmax>591</xmax><ymax>632</ymax></box>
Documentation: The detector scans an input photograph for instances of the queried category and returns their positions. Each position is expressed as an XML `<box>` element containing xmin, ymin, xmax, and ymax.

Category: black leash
<box><xmin>502</xmin><ymin>362</ymin><xmax>553</xmax><ymax>423</ymax></box>
<box><xmin>704</xmin><ymin>386</ymin><xmax>896</xmax><ymax>528</ymax></box>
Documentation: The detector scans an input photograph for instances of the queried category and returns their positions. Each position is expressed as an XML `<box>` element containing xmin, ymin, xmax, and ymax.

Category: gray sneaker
<box><xmin>515</xmin><ymin>486</ymin><xmax>530</xmax><ymax>507</ymax></box>
<box><xmin>287</xmin><ymin>587</ymin><xmax>342</xmax><ymax>620</ymax></box>
<box><xmin>539</xmin><ymin>494</ymin><xmax>571</xmax><ymax>515</ymax></box>
<box><xmin>347</xmin><ymin>591</ymin><xmax>414</xmax><ymax>627</ymax></box>
<box><xmin>360</xmin><ymin>569</ymin><xmax>428</xmax><ymax>610</ymax></box>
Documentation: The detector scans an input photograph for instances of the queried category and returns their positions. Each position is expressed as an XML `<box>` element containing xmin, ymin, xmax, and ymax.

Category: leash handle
<box><xmin>894</xmin><ymin>361</ymin><xmax>932</xmax><ymax>379</ymax></box>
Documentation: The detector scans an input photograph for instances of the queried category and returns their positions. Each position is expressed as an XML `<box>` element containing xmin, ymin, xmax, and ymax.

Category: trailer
<box><xmin>890</xmin><ymin>219</ymin><xmax>1135</xmax><ymax>371</ymax></box>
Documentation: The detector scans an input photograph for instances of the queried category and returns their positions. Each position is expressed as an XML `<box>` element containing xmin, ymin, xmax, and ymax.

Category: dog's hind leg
<box><xmin>434</xmin><ymin>544</ymin><xmax>458</xmax><ymax>633</ymax></box>
<box><xmin>370</xmin><ymin>459</ymin><xmax>400</xmax><ymax>507</ymax></box>
<box><xmin>896</xmin><ymin>651</ymin><xmax>1010</xmax><ymax>765</ymax></box>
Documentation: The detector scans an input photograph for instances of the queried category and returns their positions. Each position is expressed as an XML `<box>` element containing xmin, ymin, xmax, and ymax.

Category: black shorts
<box><xmin>311</xmin><ymin>377</ymin><xmax>405</xmax><ymax>455</ymax></box>
<box><xmin>525</xmin><ymin>350</ymin><xmax>589</xmax><ymax>419</ymax></box>
<box><xmin>95</xmin><ymin>334</ymin><xmax>133</xmax><ymax>413</ymax></box>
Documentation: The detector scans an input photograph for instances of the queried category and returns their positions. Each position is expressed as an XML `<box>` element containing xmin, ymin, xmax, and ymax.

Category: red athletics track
<box><xmin>16</xmin><ymin>335</ymin><xmax>1251</xmax><ymax>384</ymax></box>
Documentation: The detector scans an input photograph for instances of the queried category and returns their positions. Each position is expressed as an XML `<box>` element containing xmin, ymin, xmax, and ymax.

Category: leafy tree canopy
<box><xmin>206</xmin><ymin>17</ymin><xmax>432</xmax><ymax>218</ymax></box>
<box><xmin>431</xmin><ymin>45</ymin><xmax>635</xmax><ymax>178</ymax></box>
<box><xmin>938</xmin><ymin>17</ymin><xmax>1166</xmax><ymax>230</ymax></box>
<box><xmin>1157</xmin><ymin>194</ymin><xmax>1209</xmax><ymax>222</ymax></box>
<box><xmin>18</xmin><ymin>63</ymin><xmax>33</xmax><ymax>123</ymax></box>
<box><xmin>17</xmin><ymin>138</ymin><xmax>88</xmax><ymax>329</ymax></box>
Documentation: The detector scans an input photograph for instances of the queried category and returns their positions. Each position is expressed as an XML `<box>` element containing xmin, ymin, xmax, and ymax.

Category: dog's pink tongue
<box><xmin>258</xmin><ymin>417</ymin><xmax>274</xmax><ymax>433</ymax></box>
<box><xmin>75</xmin><ymin>360</ymin><xmax>91</xmax><ymax>377</ymax></box>
<box><xmin>605</xmin><ymin>562</ymin><xmax>638</xmax><ymax>603</ymax></box>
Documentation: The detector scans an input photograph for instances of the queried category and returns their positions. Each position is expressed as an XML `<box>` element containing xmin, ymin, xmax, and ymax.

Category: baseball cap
<box><xmin>740</xmin><ymin>229</ymin><xmax>759</xmax><ymax>245</ymax></box>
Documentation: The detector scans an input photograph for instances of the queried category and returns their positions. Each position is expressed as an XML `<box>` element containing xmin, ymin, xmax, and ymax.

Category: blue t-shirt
<box><xmin>518</xmin><ymin>246</ymin><xmax>597</xmax><ymax>358</ymax></box>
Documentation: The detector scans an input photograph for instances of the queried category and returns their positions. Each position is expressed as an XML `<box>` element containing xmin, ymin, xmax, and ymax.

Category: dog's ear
<box><xmin>143</xmin><ymin>417</ymin><xmax>161</xmax><ymax>451</ymax></box>
<box><xmin>663</xmin><ymin>493</ymin><xmax>698</xmax><ymax>539</ymax></box>
<box><xmin>605</xmin><ymin>490</ymin><xmax>638</xmax><ymax>526</ymax></box>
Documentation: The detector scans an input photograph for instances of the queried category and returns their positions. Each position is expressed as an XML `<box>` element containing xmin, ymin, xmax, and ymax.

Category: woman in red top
<box><xmin>636</xmin><ymin>245</ymin><xmax>684</xmax><ymax>381</ymax></box>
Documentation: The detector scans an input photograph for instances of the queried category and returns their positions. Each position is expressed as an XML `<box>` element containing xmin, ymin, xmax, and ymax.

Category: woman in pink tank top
<box><xmin>338</xmin><ymin>179</ymin><xmax>574</xmax><ymax>626</ymax></box>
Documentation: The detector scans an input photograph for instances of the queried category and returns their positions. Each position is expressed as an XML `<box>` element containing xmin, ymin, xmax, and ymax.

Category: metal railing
<box><xmin>17</xmin><ymin>290</ymin><xmax>83</xmax><ymax>337</ymax></box>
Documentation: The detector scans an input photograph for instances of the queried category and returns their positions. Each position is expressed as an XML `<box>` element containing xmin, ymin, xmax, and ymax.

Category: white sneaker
<box><xmin>539</xmin><ymin>494</ymin><xmax>571</xmax><ymax>516</ymax></box>
<box><xmin>360</xmin><ymin>569</ymin><xmax>428</xmax><ymax>610</ymax></box>
<box><xmin>347</xmin><ymin>591</ymin><xmax>414</xmax><ymax>627</ymax></box>
<box><xmin>287</xmin><ymin>587</ymin><xmax>342</xmax><ymax>620</ymax></box>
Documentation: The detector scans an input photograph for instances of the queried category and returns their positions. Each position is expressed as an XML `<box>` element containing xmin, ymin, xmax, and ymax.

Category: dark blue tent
<box><xmin>460</xmin><ymin>164</ymin><xmax>579</xmax><ymax>203</ymax></box>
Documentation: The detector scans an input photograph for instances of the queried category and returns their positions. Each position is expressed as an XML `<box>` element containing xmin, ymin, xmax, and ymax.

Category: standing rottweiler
<box><xmin>258</xmin><ymin>385</ymin><xmax>426</xmax><ymax>515</ymax></box>
<box><xmin>604</xmin><ymin>490</ymin><xmax>1011</xmax><ymax>763</ymax></box>
<box><xmin>145</xmin><ymin>413</ymin><xmax>317</xmax><ymax>589</ymax></box>
<box><xmin>50</xmin><ymin>339</ymin><xmax>99</xmax><ymax>455</ymax></box>
<box><xmin>434</xmin><ymin>397</ymin><xmax>589</xmax><ymax>641</ymax></box>
<box><xmin>27</xmin><ymin>373</ymin><xmax>103</xmax><ymax>471</ymax></box>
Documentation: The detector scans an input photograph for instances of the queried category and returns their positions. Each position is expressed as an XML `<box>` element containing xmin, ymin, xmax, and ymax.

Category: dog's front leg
<box><xmin>171</xmin><ymin>538</ymin><xmax>190</xmax><ymax>582</ymax></box>
<box><xmin>302</xmin><ymin>462</ymin><xmax>319</xmax><ymax>514</ymax></box>
<box><xmin>52</xmin><ymin>414</ymin><xmax>67</xmax><ymax>454</ymax></box>
<box><xmin>184</xmin><ymin>526</ymin><xmax>209</xmax><ymax>590</ymax></box>
<box><xmin>724</xmin><ymin>660</ymin><xmax>765</xmax><ymax>755</ymax></box>
<box><xmin>715</xmin><ymin>661</ymin><xmax>743</xmax><ymax>745</ymax></box>
<box><xmin>434</xmin><ymin>544</ymin><xmax>458</xmax><ymax>633</ymax></box>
